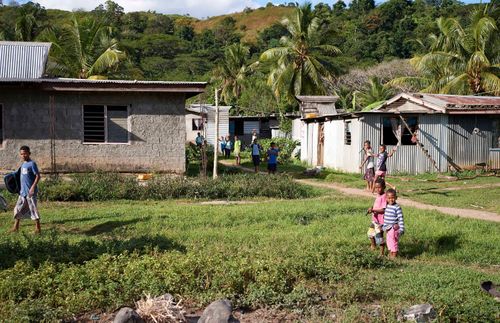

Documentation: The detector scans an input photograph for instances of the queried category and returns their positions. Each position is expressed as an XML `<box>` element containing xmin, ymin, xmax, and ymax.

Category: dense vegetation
<box><xmin>0</xmin><ymin>0</ymin><xmax>498</xmax><ymax>113</ymax></box>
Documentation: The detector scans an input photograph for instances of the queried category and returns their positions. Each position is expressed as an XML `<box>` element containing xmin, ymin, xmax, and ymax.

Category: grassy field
<box><xmin>0</xmin><ymin>190</ymin><xmax>499</xmax><ymax>321</ymax></box>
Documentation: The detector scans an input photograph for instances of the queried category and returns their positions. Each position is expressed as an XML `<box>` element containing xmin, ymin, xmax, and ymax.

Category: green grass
<box><xmin>0</xmin><ymin>193</ymin><xmax>499</xmax><ymax>321</ymax></box>
<box><xmin>240</xmin><ymin>158</ymin><xmax>309</xmax><ymax>174</ymax></box>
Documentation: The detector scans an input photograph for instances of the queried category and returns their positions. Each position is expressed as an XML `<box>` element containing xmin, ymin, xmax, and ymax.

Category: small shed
<box><xmin>299</xmin><ymin>93</ymin><xmax>500</xmax><ymax>174</ymax></box>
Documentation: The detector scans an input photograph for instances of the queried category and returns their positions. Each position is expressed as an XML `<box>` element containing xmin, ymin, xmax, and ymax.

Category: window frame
<box><xmin>192</xmin><ymin>118</ymin><xmax>204</xmax><ymax>131</ymax></box>
<box><xmin>344</xmin><ymin>120</ymin><xmax>352</xmax><ymax>145</ymax></box>
<box><xmin>381</xmin><ymin>115</ymin><xmax>418</xmax><ymax>146</ymax></box>
<box><xmin>82</xmin><ymin>104</ymin><xmax>131</xmax><ymax>145</ymax></box>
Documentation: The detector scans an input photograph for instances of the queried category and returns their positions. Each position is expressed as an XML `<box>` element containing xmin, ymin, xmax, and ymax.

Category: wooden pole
<box><xmin>213</xmin><ymin>88</ymin><xmax>219</xmax><ymax>179</ymax></box>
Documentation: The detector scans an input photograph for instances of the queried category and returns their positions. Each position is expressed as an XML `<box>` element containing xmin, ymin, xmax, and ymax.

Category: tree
<box><xmin>40</xmin><ymin>15</ymin><xmax>126</xmax><ymax>79</ymax></box>
<box><xmin>14</xmin><ymin>2</ymin><xmax>47</xmax><ymax>41</ymax></box>
<box><xmin>357</xmin><ymin>76</ymin><xmax>394</xmax><ymax>110</ymax></box>
<box><xmin>391</xmin><ymin>7</ymin><xmax>500</xmax><ymax>95</ymax></box>
<box><xmin>212</xmin><ymin>43</ymin><xmax>252</xmax><ymax>109</ymax></box>
<box><xmin>260</xmin><ymin>3</ymin><xmax>341</xmax><ymax>101</ymax></box>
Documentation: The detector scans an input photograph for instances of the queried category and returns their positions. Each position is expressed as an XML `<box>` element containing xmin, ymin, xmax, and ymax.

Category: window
<box><xmin>83</xmin><ymin>105</ymin><xmax>129</xmax><ymax>143</ymax></box>
<box><xmin>192</xmin><ymin>118</ymin><xmax>204</xmax><ymax>131</ymax></box>
<box><xmin>382</xmin><ymin>116</ymin><xmax>418</xmax><ymax>146</ymax></box>
<box><xmin>344</xmin><ymin>121</ymin><xmax>351</xmax><ymax>145</ymax></box>
<box><xmin>493</xmin><ymin>119</ymin><xmax>500</xmax><ymax>148</ymax></box>
<box><xmin>0</xmin><ymin>104</ymin><xmax>3</xmax><ymax>147</ymax></box>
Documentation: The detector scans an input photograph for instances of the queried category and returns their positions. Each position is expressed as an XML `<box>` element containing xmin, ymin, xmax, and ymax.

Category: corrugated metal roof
<box><xmin>419</xmin><ymin>94</ymin><xmax>500</xmax><ymax>109</ymax></box>
<box><xmin>0</xmin><ymin>41</ymin><xmax>51</xmax><ymax>79</ymax></box>
<box><xmin>0</xmin><ymin>77</ymin><xmax>207</xmax><ymax>85</ymax></box>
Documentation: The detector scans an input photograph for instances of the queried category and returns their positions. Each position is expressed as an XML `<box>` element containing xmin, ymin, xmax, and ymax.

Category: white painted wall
<box><xmin>185</xmin><ymin>113</ymin><xmax>204</xmax><ymax>143</ymax></box>
<box><xmin>323</xmin><ymin>119</ymin><xmax>362</xmax><ymax>172</ymax></box>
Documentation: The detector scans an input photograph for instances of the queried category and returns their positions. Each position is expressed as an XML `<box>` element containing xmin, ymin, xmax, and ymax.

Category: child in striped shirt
<box><xmin>383</xmin><ymin>189</ymin><xmax>405</xmax><ymax>258</ymax></box>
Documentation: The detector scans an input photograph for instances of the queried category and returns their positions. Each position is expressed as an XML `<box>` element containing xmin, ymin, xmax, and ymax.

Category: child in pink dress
<box><xmin>367</xmin><ymin>180</ymin><xmax>386</xmax><ymax>256</ymax></box>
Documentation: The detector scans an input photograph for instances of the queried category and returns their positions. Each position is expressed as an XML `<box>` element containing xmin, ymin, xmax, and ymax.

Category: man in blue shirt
<box><xmin>11</xmin><ymin>146</ymin><xmax>41</xmax><ymax>234</ymax></box>
<box><xmin>267</xmin><ymin>142</ymin><xmax>279</xmax><ymax>174</ymax></box>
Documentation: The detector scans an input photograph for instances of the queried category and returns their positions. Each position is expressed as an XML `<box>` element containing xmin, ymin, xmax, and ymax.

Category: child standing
<box><xmin>360</xmin><ymin>140</ymin><xmax>375</xmax><ymax>191</ymax></box>
<box><xmin>267</xmin><ymin>142</ymin><xmax>279</xmax><ymax>174</ymax></box>
<box><xmin>250</xmin><ymin>139</ymin><xmax>262</xmax><ymax>173</ymax></box>
<box><xmin>383</xmin><ymin>189</ymin><xmax>405</xmax><ymax>259</ymax></box>
<box><xmin>233</xmin><ymin>135</ymin><xmax>242</xmax><ymax>166</ymax></box>
<box><xmin>372</xmin><ymin>144</ymin><xmax>396</xmax><ymax>193</ymax></box>
<box><xmin>220</xmin><ymin>136</ymin><xmax>226</xmax><ymax>156</ymax></box>
<box><xmin>11</xmin><ymin>146</ymin><xmax>41</xmax><ymax>234</ymax></box>
<box><xmin>224</xmin><ymin>135</ymin><xmax>232</xmax><ymax>158</ymax></box>
<box><xmin>367</xmin><ymin>180</ymin><xmax>386</xmax><ymax>256</ymax></box>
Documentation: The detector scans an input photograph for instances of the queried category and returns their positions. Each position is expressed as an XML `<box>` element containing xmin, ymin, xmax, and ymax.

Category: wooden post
<box><xmin>213</xmin><ymin>88</ymin><xmax>219</xmax><ymax>179</ymax></box>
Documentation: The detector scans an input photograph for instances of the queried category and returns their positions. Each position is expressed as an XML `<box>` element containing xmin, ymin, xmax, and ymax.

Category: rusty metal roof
<box><xmin>418</xmin><ymin>94</ymin><xmax>500</xmax><ymax>110</ymax></box>
<box><xmin>0</xmin><ymin>41</ymin><xmax>51</xmax><ymax>79</ymax></box>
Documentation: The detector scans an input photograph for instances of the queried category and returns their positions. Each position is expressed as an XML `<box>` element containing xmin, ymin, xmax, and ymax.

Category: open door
<box><xmin>318</xmin><ymin>123</ymin><xmax>325</xmax><ymax>166</ymax></box>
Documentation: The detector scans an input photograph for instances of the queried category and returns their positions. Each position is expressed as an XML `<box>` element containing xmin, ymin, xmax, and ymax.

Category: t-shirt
<box><xmin>234</xmin><ymin>140</ymin><xmax>241</xmax><ymax>153</ymax></box>
<box><xmin>225</xmin><ymin>140</ymin><xmax>232</xmax><ymax>150</ymax></box>
<box><xmin>383</xmin><ymin>203</ymin><xmax>405</xmax><ymax>233</ymax></box>
<box><xmin>195</xmin><ymin>136</ymin><xmax>204</xmax><ymax>145</ymax></box>
<box><xmin>372</xmin><ymin>193</ymin><xmax>386</xmax><ymax>224</ymax></box>
<box><xmin>20</xmin><ymin>160</ymin><xmax>39</xmax><ymax>197</ymax></box>
<box><xmin>251</xmin><ymin>144</ymin><xmax>261</xmax><ymax>156</ymax></box>
<box><xmin>366</xmin><ymin>149</ymin><xmax>374</xmax><ymax>169</ymax></box>
<box><xmin>267</xmin><ymin>148</ymin><xmax>279</xmax><ymax>164</ymax></box>
<box><xmin>376</xmin><ymin>152</ymin><xmax>388</xmax><ymax>171</ymax></box>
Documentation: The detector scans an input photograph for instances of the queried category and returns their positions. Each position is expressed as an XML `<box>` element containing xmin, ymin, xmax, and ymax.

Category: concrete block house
<box><xmin>0</xmin><ymin>41</ymin><xmax>206</xmax><ymax>173</ymax></box>
<box><xmin>299</xmin><ymin>94</ymin><xmax>500</xmax><ymax>174</ymax></box>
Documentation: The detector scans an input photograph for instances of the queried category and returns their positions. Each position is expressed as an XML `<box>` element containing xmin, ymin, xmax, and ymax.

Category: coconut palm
<box><xmin>15</xmin><ymin>2</ymin><xmax>47</xmax><ymax>41</ymax></box>
<box><xmin>212</xmin><ymin>43</ymin><xmax>252</xmax><ymax>107</ymax></box>
<box><xmin>391</xmin><ymin>7</ymin><xmax>500</xmax><ymax>95</ymax></box>
<box><xmin>39</xmin><ymin>15</ymin><xmax>125</xmax><ymax>79</ymax></box>
<box><xmin>358</xmin><ymin>76</ymin><xmax>394</xmax><ymax>111</ymax></box>
<box><xmin>260</xmin><ymin>3</ymin><xmax>341</xmax><ymax>101</ymax></box>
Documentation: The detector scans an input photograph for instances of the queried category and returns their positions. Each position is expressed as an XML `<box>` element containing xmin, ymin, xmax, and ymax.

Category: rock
<box><xmin>113</xmin><ymin>307</ymin><xmax>144</xmax><ymax>323</ymax></box>
<box><xmin>198</xmin><ymin>299</ymin><xmax>239</xmax><ymax>323</ymax></box>
<box><xmin>402</xmin><ymin>304</ymin><xmax>436</xmax><ymax>322</ymax></box>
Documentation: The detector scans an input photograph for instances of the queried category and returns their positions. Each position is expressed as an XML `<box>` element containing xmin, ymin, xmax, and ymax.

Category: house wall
<box><xmin>0</xmin><ymin>89</ymin><xmax>186</xmax><ymax>173</ymax></box>
<box><xmin>323</xmin><ymin>119</ymin><xmax>362</xmax><ymax>172</ymax></box>
<box><xmin>185</xmin><ymin>113</ymin><xmax>204</xmax><ymax>143</ymax></box>
<box><xmin>301</xmin><ymin>122</ymin><xmax>318</xmax><ymax>165</ymax></box>
<box><xmin>206</xmin><ymin>107</ymin><xmax>229</xmax><ymax>149</ymax></box>
<box><xmin>447</xmin><ymin>115</ymin><xmax>498</xmax><ymax>169</ymax></box>
<box><xmin>360</xmin><ymin>114</ymin><xmax>449</xmax><ymax>174</ymax></box>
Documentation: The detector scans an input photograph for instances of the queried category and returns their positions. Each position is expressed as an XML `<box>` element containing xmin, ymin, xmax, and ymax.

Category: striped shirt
<box><xmin>383</xmin><ymin>203</ymin><xmax>405</xmax><ymax>233</ymax></box>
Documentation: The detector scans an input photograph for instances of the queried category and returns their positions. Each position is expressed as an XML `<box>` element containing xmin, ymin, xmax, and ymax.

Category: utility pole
<box><xmin>213</xmin><ymin>88</ymin><xmax>220</xmax><ymax>179</ymax></box>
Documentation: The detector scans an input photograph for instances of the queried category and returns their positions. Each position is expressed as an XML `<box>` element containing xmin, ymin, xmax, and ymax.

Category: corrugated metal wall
<box><xmin>490</xmin><ymin>149</ymin><xmax>500</xmax><ymax>169</ymax></box>
<box><xmin>0</xmin><ymin>42</ymin><xmax>51</xmax><ymax>79</ymax></box>
<box><xmin>206</xmin><ymin>108</ymin><xmax>229</xmax><ymax>149</ymax></box>
<box><xmin>361</xmin><ymin>114</ymin><xmax>449</xmax><ymax>174</ymax></box>
<box><xmin>447</xmin><ymin>115</ymin><xmax>496</xmax><ymax>169</ymax></box>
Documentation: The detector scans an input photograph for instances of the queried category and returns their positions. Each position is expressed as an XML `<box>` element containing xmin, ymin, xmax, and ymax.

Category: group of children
<box><xmin>361</xmin><ymin>140</ymin><xmax>405</xmax><ymax>258</ymax></box>
<box><xmin>249</xmin><ymin>139</ymin><xmax>279</xmax><ymax>174</ymax></box>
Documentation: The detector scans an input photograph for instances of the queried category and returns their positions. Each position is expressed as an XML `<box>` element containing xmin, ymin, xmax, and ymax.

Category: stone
<box><xmin>402</xmin><ymin>304</ymin><xmax>436</xmax><ymax>322</ymax></box>
<box><xmin>113</xmin><ymin>307</ymin><xmax>144</xmax><ymax>323</ymax></box>
<box><xmin>198</xmin><ymin>299</ymin><xmax>239</xmax><ymax>323</ymax></box>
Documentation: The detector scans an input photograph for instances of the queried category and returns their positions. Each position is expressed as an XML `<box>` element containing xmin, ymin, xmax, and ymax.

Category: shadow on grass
<box><xmin>49</xmin><ymin>212</ymin><xmax>124</xmax><ymax>225</ymax></box>
<box><xmin>402</xmin><ymin>234</ymin><xmax>461</xmax><ymax>259</ymax></box>
<box><xmin>83</xmin><ymin>218</ymin><xmax>146</xmax><ymax>235</ymax></box>
<box><xmin>0</xmin><ymin>231</ymin><xmax>186</xmax><ymax>269</ymax></box>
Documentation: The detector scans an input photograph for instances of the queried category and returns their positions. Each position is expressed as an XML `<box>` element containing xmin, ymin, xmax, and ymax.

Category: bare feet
<box><xmin>8</xmin><ymin>227</ymin><xmax>18</xmax><ymax>233</ymax></box>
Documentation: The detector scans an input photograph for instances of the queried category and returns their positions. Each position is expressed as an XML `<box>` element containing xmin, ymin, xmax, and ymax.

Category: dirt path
<box><xmin>219</xmin><ymin>160</ymin><xmax>500</xmax><ymax>223</ymax></box>
<box><xmin>403</xmin><ymin>182</ymin><xmax>500</xmax><ymax>192</ymax></box>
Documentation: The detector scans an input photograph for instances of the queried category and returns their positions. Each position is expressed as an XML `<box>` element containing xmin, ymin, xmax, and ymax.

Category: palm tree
<box><xmin>358</xmin><ymin>76</ymin><xmax>394</xmax><ymax>111</ymax></box>
<box><xmin>39</xmin><ymin>15</ymin><xmax>125</xmax><ymax>79</ymax></box>
<box><xmin>15</xmin><ymin>2</ymin><xmax>47</xmax><ymax>41</ymax></box>
<box><xmin>260</xmin><ymin>3</ymin><xmax>341</xmax><ymax>101</ymax></box>
<box><xmin>212</xmin><ymin>43</ymin><xmax>252</xmax><ymax>108</ymax></box>
<box><xmin>391</xmin><ymin>7</ymin><xmax>500</xmax><ymax>95</ymax></box>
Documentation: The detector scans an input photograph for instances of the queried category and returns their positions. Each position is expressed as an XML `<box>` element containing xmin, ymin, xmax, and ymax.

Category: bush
<box><xmin>38</xmin><ymin>173</ymin><xmax>312</xmax><ymax>201</ymax></box>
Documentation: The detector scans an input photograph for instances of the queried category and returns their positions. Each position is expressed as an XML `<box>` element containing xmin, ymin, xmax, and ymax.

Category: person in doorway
<box><xmin>250</xmin><ymin>139</ymin><xmax>262</xmax><ymax>173</ymax></box>
<box><xmin>360</xmin><ymin>140</ymin><xmax>375</xmax><ymax>191</ymax></box>
<box><xmin>372</xmin><ymin>144</ymin><xmax>396</xmax><ymax>193</ymax></box>
<box><xmin>195</xmin><ymin>132</ymin><xmax>204</xmax><ymax>147</ymax></box>
<box><xmin>224</xmin><ymin>135</ymin><xmax>232</xmax><ymax>158</ymax></box>
<box><xmin>233</xmin><ymin>135</ymin><xmax>242</xmax><ymax>166</ymax></box>
<box><xmin>219</xmin><ymin>136</ymin><xmax>226</xmax><ymax>156</ymax></box>
<box><xmin>251</xmin><ymin>129</ymin><xmax>258</xmax><ymax>142</ymax></box>
<box><xmin>366</xmin><ymin>180</ymin><xmax>386</xmax><ymax>256</ymax></box>
<box><xmin>10</xmin><ymin>146</ymin><xmax>41</xmax><ymax>234</ymax></box>
<box><xmin>383</xmin><ymin>189</ymin><xmax>405</xmax><ymax>259</ymax></box>
<box><xmin>267</xmin><ymin>142</ymin><xmax>280</xmax><ymax>174</ymax></box>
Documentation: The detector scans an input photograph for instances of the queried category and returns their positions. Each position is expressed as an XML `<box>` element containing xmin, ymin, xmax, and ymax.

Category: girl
<box><xmin>383</xmin><ymin>189</ymin><xmax>405</xmax><ymax>259</ymax></box>
<box><xmin>224</xmin><ymin>135</ymin><xmax>232</xmax><ymax>158</ymax></box>
<box><xmin>219</xmin><ymin>136</ymin><xmax>226</xmax><ymax>157</ymax></box>
<box><xmin>367</xmin><ymin>180</ymin><xmax>386</xmax><ymax>256</ymax></box>
<box><xmin>360</xmin><ymin>140</ymin><xmax>375</xmax><ymax>191</ymax></box>
<box><xmin>372</xmin><ymin>144</ymin><xmax>396</xmax><ymax>193</ymax></box>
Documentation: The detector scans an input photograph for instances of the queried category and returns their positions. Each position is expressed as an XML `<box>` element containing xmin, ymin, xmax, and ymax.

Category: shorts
<box><xmin>375</xmin><ymin>170</ymin><xmax>387</xmax><ymax>177</ymax></box>
<box><xmin>364</xmin><ymin>167</ymin><xmax>375</xmax><ymax>181</ymax></box>
<box><xmin>386</xmin><ymin>227</ymin><xmax>400</xmax><ymax>252</ymax></box>
<box><xmin>267</xmin><ymin>163</ymin><xmax>277</xmax><ymax>172</ymax></box>
<box><xmin>252</xmin><ymin>155</ymin><xmax>261</xmax><ymax>166</ymax></box>
<box><xmin>14</xmin><ymin>195</ymin><xmax>40</xmax><ymax>220</ymax></box>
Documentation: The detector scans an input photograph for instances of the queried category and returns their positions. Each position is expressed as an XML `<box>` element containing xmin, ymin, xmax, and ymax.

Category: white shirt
<box><xmin>366</xmin><ymin>149</ymin><xmax>374</xmax><ymax>169</ymax></box>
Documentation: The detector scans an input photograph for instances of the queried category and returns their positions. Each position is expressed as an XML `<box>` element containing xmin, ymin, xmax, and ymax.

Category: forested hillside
<box><xmin>0</xmin><ymin>0</ymin><xmax>498</xmax><ymax>114</ymax></box>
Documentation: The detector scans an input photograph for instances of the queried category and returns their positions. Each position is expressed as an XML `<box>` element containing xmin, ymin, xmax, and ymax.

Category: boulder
<box><xmin>198</xmin><ymin>299</ymin><xmax>239</xmax><ymax>323</ymax></box>
<box><xmin>113</xmin><ymin>307</ymin><xmax>144</xmax><ymax>323</ymax></box>
<box><xmin>402</xmin><ymin>304</ymin><xmax>436</xmax><ymax>322</ymax></box>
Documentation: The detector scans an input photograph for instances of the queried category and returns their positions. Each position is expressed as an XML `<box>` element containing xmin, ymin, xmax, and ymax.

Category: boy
<box><xmin>11</xmin><ymin>146</ymin><xmax>41</xmax><ymax>234</ymax></box>
<box><xmin>267</xmin><ymin>142</ymin><xmax>279</xmax><ymax>174</ymax></box>
<box><xmin>250</xmin><ymin>139</ymin><xmax>262</xmax><ymax>173</ymax></box>
<box><xmin>383</xmin><ymin>189</ymin><xmax>405</xmax><ymax>258</ymax></box>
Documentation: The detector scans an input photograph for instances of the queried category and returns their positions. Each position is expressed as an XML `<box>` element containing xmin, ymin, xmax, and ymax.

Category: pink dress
<box><xmin>372</xmin><ymin>193</ymin><xmax>387</xmax><ymax>224</ymax></box>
